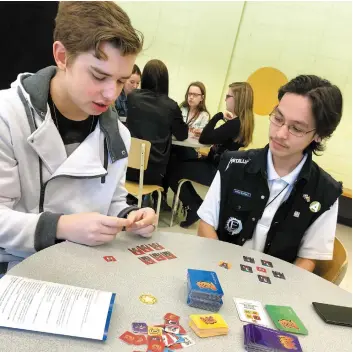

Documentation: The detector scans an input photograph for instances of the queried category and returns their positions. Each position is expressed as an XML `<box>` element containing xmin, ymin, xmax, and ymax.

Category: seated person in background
<box><xmin>198</xmin><ymin>75</ymin><xmax>343</xmax><ymax>272</ymax></box>
<box><xmin>168</xmin><ymin>82</ymin><xmax>254</xmax><ymax>228</ymax></box>
<box><xmin>0</xmin><ymin>2</ymin><xmax>156</xmax><ymax>275</ymax></box>
<box><xmin>115</xmin><ymin>64</ymin><xmax>141</xmax><ymax>123</ymax></box>
<box><xmin>126</xmin><ymin>59</ymin><xmax>188</xmax><ymax>190</ymax></box>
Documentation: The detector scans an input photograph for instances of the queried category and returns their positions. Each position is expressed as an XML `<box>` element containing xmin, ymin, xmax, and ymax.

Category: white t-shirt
<box><xmin>197</xmin><ymin>150</ymin><xmax>339</xmax><ymax>260</ymax></box>
<box><xmin>181</xmin><ymin>107</ymin><xmax>210</xmax><ymax>131</ymax></box>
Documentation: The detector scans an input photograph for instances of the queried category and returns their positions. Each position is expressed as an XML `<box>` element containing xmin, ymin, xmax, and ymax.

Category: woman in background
<box><xmin>168</xmin><ymin>82</ymin><xmax>255</xmax><ymax>227</ymax></box>
<box><xmin>126</xmin><ymin>59</ymin><xmax>188</xmax><ymax>191</ymax></box>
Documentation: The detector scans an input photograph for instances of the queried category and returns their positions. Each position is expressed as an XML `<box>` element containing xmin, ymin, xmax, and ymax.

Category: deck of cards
<box><xmin>189</xmin><ymin>314</ymin><xmax>228</xmax><ymax>338</ymax></box>
<box><xmin>243</xmin><ymin>324</ymin><xmax>303</xmax><ymax>351</ymax></box>
<box><xmin>187</xmin><ymin>269</ymin><xmax>224</xmax><ymax>312</ymax></box>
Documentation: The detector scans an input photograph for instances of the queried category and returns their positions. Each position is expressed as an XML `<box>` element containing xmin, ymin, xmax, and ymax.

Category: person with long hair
<box><xmin>168</xmin><ymin>82</ymin><xmax>255</xmax><ymax>227</ymax></box>
<box><xmin>126</xmin><ymin>59</ymin><xmax>188</xmax><ymax>189</ymax></box>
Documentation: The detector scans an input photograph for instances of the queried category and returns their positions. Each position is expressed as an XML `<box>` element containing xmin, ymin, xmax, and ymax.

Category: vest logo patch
<box><xmin>225</xmin><ymin>217</ymin><xmax>243</xmax><ymax>236</ymax></box>
<box><xmin>225</xmin><ymin>157</ymin><xmax>250</xmax><ymax>171</ymax></box>
<box><xmin>233</xmin><ymin>189</ymin><xmax>251</xmax><ymax>197</ymax></box>
<box><xmin>293</xmin><ymin>211</ymin><xmax>300</xmax><ymax>218</ymax></box>
<box><xmin>309</xmin><ymin>201</ymin><xmax>321</xmax><ymax>213</ymax></box>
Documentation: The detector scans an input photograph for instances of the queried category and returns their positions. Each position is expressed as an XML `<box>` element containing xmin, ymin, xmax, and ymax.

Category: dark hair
<box><xmin>141</xmin><ymin>59</ymin><xmax>169</xmax><ymax>95</ymax></box>
<box><xmin>180</xmin><ymin>81</ymin><xmax>210</xmax><ymax>119</ymax></box>
<box><xmin>278</xmin><ymin>75</ymin><xmax>343</xmax><ymax>155</ymax></box>
<box><xmin>132</xmin><ymin>64</ymin><xmax>141</xmax><ymax>76</ymax></box>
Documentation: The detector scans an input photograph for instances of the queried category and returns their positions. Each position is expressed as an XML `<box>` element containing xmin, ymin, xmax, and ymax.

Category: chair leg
<box><xmin>170</xmin><ymin>180</ymin><xmax>187</xmax><ymax>227</ymax></box>
<box><xmin>155</xmin><ymin>189</ymin><xmax>162</xmax><ymax>230</ymax></box>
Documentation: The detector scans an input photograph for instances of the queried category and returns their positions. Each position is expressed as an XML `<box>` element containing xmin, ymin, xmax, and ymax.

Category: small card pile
<box><xmin>189</xmin><ymin>314</ymin><xmax>228</xmax><ymax>338</ymax></box>
<box><xmin>243</xmin><ymin>324</ymin><xmax>303</xmax><ymax>352</ymax></box>
<box><xmin>187</xmin><ymin>269</ymin><xmax>224</xmax><ymax>312</ymax></box>
<box><xmin>234</xmin><ymin>298</ymin><xmax>271</xmax><ymax>327</ymax></box>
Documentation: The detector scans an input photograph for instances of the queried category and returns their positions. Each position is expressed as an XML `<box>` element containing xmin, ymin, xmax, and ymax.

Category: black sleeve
<box><xmin>171</xmin><ymin>103</ymin><xmax>188</xmax><ymax>141</ymax></box>
<box><xmin>199</xmin><ymin>113</ymin><xmax>241</xmax><ymax>145</ymax></box>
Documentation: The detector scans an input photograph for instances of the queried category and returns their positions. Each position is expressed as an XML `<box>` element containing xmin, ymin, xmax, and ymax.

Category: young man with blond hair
<box><xmin>0</xmin><ymin>1</ymin><xmax>156</xmax><ymax>274</ymax></box>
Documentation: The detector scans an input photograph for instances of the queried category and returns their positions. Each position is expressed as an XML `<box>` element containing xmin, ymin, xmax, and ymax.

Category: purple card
<box><xmin>244</xmin><ymin>324</ymin><xmax>303</xmax><ymax>351</ymax></box>
<box><xmin>132</xmin><ymin>322</ymin><xmax>148</xmax><ymax>334</ymax></box>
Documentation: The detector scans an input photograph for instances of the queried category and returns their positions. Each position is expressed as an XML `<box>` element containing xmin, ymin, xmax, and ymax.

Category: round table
<box><xmin>2</xmin><ymin>231</ymin><xmax>352</xmax><ymax>351</ymax></box>
<box><xmin>172</xmin><ymin>136</ymin><xmax>210</xmax><ymax>148</ymax></box>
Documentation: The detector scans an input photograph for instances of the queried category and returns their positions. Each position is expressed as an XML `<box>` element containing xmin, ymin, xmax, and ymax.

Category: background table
<box><xmin>172</xmin><ymin>136</ymin><xmax>210</xmax><ymax>148</ymax></box>
<box><xmin>2</xmin><ymin>231</ymin><xmax>352</xmax><ymax>351</ymax></box>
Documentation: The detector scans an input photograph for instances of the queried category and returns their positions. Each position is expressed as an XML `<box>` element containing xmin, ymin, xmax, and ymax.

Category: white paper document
<box><xmin>0</xmin><ymin>275</ymin><xmax>115</xmax><ymax>340</ymax></box>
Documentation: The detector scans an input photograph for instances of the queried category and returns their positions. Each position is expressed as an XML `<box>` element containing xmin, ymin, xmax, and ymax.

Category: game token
<box><xmin>139</xmin><ymin>294</ymin><xmax>157</xmax><ymax>305</ymax></box>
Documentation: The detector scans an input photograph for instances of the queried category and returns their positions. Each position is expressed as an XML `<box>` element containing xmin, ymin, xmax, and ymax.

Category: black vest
<box><xmin>217</xmin><ymin>146</ymin><xmax>342</xmax><ymax>263</ymax></box>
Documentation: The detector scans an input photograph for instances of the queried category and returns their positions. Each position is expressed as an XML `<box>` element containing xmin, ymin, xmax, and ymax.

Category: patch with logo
<box><xmin>225</xmin><ymin>157</ymin><xmax>250</xmax><ymax>171</ymax></box>
<box><xmin>233</xmin><ymin>189</ymin><xmax>251</xmax><ymax>198</ymax></box>
<box><xmin>309</xmin><ymin>201</ymin><xmax>321</xmax><ymax>213</ymax></box>
<box><xmin>225</xmin><ymin>217</ymin><xmax>243</xmax><ymax>236</ymax></box>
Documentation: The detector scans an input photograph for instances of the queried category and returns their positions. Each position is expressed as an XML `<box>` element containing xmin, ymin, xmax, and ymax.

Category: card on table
<box><xmin>265</xmin><ymin>305</ymin><xmax>308</xmax><ymax>335</ymax></box>
<box><xmin>119</xmin><ymin>331</ymin><xmax>136</xmax><ymax>344</ymax></box>
<box><xmin>103</xmin><ymin>255</ymin><xmax>116</xmax><ymax>262</ymax></box>
<box><xmin>165</xmin><ymin>324</ymin><xmax>180</xmax><ymax>334</ymax></box>
<box><xmin>128</xmin><ymin>247</ymin><xmax>145</xmax><ymax>256</ymax></box>
<box><xmin>161</xmin><ymin>251</ymin><xmax>177</xmax><ymax>260</ymax></box>
<box><xmin>138</xmin><ymin>256</ymin><xmax>157</xmax><ymax>265</ymax></box>
<box><xmin>234</xmin><ymin>298</ymin><xmax>271</xmax><ymax>327</ymax></box>
<box><xmin>147</xmin><ymin>335</ymin><xmax>165</xmax><ymax>352</ymax></box>
<box><xmin>273</xmin><ymin>270</ymin><xmax>286</xmax><ymax>279</ymax></box>
<box><xmin>258</xmin><ymin>275</ymin><xmax>271</xmax><ymax>284</ymax></box>
<box><xmin>132</xmin><ymin>322</ymin><xmax>148</xmax><ymax>334</ymax></box>
<box><xmin>181</xmin><ymin>335</ymin><xmax>195</xmax><ymax>348</ymax></box>
<box><xmin>137</xmin><ymin>245</ymin><xmax>154</xmax><ymax>253</ymax></box>
<box><xmin>150</xmin><ymin>252</ymin><xmax>167</xmax><ymax>261</ymax></box>
<box><xmin>240</xmin><ymin>264</ymin><xmax>253</xmax><ymax>273</ymax></box>
<box><xmin>256</xmin><ymin>266</ymin><xmax>267</xmax><ymax>273</ymax></box>
<box><xmin>149</xmin><ymin>242</ymin><xmax>165</xmax><ymax>250</ymax></box>
<box><xmin>164</xmin><ymin>313</ymin><xmax>180</xmax><ymax>322</ymax></box>
<box><xmin>243</xmin><ymin>256</ymin><xmax>255</xmax><ymax>264</ymax></box>
<box><xmin>133</xmin><ymin>334</ymin><xmax>147</xmax><ymax>345</ymax></box>
<box><xmin>261</xmin><ymin>259</ymin><xmax>273</xmax><ymax>268</ymax></box>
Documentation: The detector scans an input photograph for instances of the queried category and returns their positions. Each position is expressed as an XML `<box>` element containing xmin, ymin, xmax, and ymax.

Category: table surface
<box><xmin>172</xmin><ymin>136</ymin><xmax>210</xmax><ymax>148</ymax></box>
<box><xmin>3</xmin><ymin>231</ymin><xmax>352</xmax><ymax>351</ymax></box>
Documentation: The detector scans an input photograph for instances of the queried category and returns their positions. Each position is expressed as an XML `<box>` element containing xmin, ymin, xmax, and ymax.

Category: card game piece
<box><xmin>273</xmin><ymin>271</ymin><xmax>286</xmax><ymax>279</ymax></box>
<box><xmin>128</xmin><ymin>247</ymin><xmax>145</xmax><ymax>256</ymax></box>
<box><xmin>138</xmin><ymin>256</ymin><xmax>157</xmax><ymax>265</ymax></box>
<box><xmin>265</xmin><ymin>305</ymin><xmax>308</xmax><ymax>335</ymax></box>
<box><xmin>119</xmin><ymin>331</ymin><xmax>136</xmax><ymax>344</ymax></box>
<box><xmin>243</xmin><ymin>323</ymin><xmax>303</xmax><ymax>351</ymax></box>
<box><xmin>103</xmin><ymin>255</ymin><xmax>116</xmax><ymax>262</ymax></box>
<box><xmin>148</xmin><ymin>326</ymin><xmax>163</xmax><ymax>336</ymax></box>
<box><xmin>258</xmin><ymin>275</ymin><xmax>271</xmax><ymax>284</ymax></box>
<box><xmin>147</xmin><ymin>335</ymin><xmax>165</xmax><ymax>352</ymax></box>
<box><xmin>134</xmin><ymin>334</ymin><xmax>147</xmax><ymax>345</ymax></box>
<box><xmin>243</xmin><ymin>256</ymin><xmax>255</xmax><ymax>264</ymax></box>
<box><xmin>161</xmin><ymin>251</ymin><xmax>177</xmax><ymax>260</ymax></box>
<box><xmin>139</xmin><ymin>294</ymin><xmax>157</xmax><ymax>305</ymax></box>
<box><xmin>164</xmin><ymin>313</ymin><xmax>180</xmax><ymax>322</ymax></box>
<box><xmin>165</xmin><ymin>324</ymin><xmax>180</xmax><ymax>334</ymax></box>
<box><xmin>181</xmin><ymin>335</ymin><xmax>195</xmax><ymax>348</ymax></box>
<box><xmin>219</xmin><ymin>261</ymin><xmax>232</xmax><ymax>269</ymax></box>
<box><xmin>139</xmin><ymin>244</ymin><xmax>154</xmax><ymax>253</ymax></box>
<box><xmin>261</xmin><ymin>259</ymin><xmax>273</xmax><ymax>268</ymax></box>
<box><xmin>189</xmin><ymin>314</ymin><xmax>228</xmax><ymax>338</ymax></box>
<box><xmin>149</xmin><ymin>242</ymin><xmax>165</xmax><ymax>250</ymax></box>
<box><xmin>150</xmin><ymin>252</ymin><xmax>167</xmax><ymax>261</ymax></box>
<box><xmin>132</xmin><ymin>322</ymin><xmax>148</xmax><ymax>334</ymax></box>
<box><xmin>233</xmin><ymin>298</ymin><xmax>271</xmax><ymax>327</ymax></box>
<box><xmin>256</xmin><ymin>266</ymin><xmax>267</xmax><ymax>273</ymax></box>
<box><xmin>240</xmin><ymin>264</ymin><xmax>253</xmax><ymax>273</ymax></box>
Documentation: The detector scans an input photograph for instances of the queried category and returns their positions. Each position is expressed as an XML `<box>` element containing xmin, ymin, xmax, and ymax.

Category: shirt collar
<box><xmin>267</xmin><ymin>149</ymin><xmax>308</xmax><ymax>185</ymax></box>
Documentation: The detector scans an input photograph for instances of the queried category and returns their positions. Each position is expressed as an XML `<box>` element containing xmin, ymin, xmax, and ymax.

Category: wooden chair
<box><xmin>314</xmin><ymin>237</ymin><xmax>348</xmax><ymax>285</ymax></box>
<box><xmin>125</xmin><ymin>137</ymin><xmax>163</xmax><ymax>227</ymax></box>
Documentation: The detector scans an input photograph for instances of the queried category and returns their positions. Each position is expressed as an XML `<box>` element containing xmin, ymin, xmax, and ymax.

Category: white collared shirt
<box><xmin>198</xmin><ymin>150</ymin><xmax>338</xmax><ymax>260</ymax></box>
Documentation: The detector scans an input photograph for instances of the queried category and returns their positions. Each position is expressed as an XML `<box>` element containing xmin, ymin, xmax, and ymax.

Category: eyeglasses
<box><xmin>269</xmin><ymin>110</ymin><xmax>316</xmax><ymax>137</ymax></box>
<box><xmin>225</xmin><ymin>94</ymin><xmax>234</xmax><ymax>99</ymax></box>
<box><xmin>188</xmin><ymin>92</ymin><xmax>202</xmax><ymax>98</ymax></box>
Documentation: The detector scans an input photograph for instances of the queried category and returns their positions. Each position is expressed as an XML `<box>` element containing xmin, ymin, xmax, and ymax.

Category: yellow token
<box><xmin>148</xmin><ymin>326</ymin><xmax>163</xmax><ymax>336</ymax></box>
<box><xmin>139</xmin><ymin>294</ymin><xmax>157</xmax><ymax>305</ymax></box>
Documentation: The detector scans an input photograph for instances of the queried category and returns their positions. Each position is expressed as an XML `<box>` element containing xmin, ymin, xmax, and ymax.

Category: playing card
<box><xmin>147</xmin><ymin>336</ymin><xmax>165</xmax><ymax>352</ymax></box>
<box><xmin>258</xmin><ymin>275</ymin><xmax>271</xmax><ymax>284</ymax></box>
<box><xmin>148</xmin><ymin>326</ymin><xmax>163</xmax><ymax>336</ymax></box>
<box><xmin>140</xmin><ymin>244</ymin><xmax>154</xmax><ymax>252</ymax></box>
<box><xmin>273</xmin><ymin>271</ymin><xmax>286</xmax><ymax>279</ymax></box>
<box><xmin>261</xmin><ymin>259</ymin><xmax>273</xmax><ymax>268</ymax></box>
<box><xmin>149</xmin><ymin>242</ymin><xmax>165</xmax><ymax>250</ymax></box>
<box><xmin>133</xmin><ymin>334</ymin><xmax>147</xmax><ymax>345</ymax></box>
<box><xmin>161</xmin><ymin>251</ymin><xmax>177</xmax><ymax>259</ymax></box>
<box><xmin>165</xmin><ymin>324</ymin><xmax>180</xmax><ymax>334</ymax></box>
<box><xmin>243</xmin><ymin>256</ymin><xmax>255</xmax><ymax>264</ymax></box>
<box><xmin>256</xmin><ymin>266</ymin><xmax>267</xmax><ymax>273</ymax></box>
<box><xmin>240</xmin><ymin>264</ymin><xmax>253</xmax><ymax>273</ymax></box>
<box><xmin>234</xmin><ymin>298</ymin><xmax>271</xmax><ymax>327</ymax></box>
<box><xmin>119</xmin><ymin>331</ymin><xmax>136</xmax><ymax>344</ymax></box>
<box><xmin>128</xmin><ymin>247</ymin><xmax>145</xmax><ymax>256</ymax></box>
<box><xmin>181</xmin><ymin>335</ymin><xmax>195</xmax><ymax>348</ymax></box>
<box><xmin>219</xmin><ymin>261</ymin><xmax>231</xmax><ymax>269</ymax></box>
<box><xmin>138</xmin><ymin>256</ymin><xmax>157</xmax><ymax>265</ymax></box>
<box><xmin>164</xmin><ymin>313</ymin><xmax>180</xmax><ymax>322</ymax></box>
<box><xmin>132</xmin><ymin>322</ymin><xmax>148</xmax><ymax>334</ymax></box>
<box><xmin>103</xmin><ymin>255</ymin><xmax>116</xmax><ymax>262</ymax></box>
<box><xmin>150</xmin><ymin>252</ymin><xmax>167</xmax><ymax>261</ymax></box>
<box><xmin>265</xmin><ymin>305</ymin><xmax>308</xmax><ymax>335</ymax></box>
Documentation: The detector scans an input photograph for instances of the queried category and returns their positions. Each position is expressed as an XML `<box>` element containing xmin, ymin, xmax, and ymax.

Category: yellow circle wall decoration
<box><xmin>247</xmin><ymin>67</ymin><xmax>288</xmax><ymax>116</ymax></box>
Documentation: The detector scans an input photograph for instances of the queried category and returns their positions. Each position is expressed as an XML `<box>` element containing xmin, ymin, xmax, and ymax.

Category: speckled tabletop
<box><xmin>2</xmin><ymin>231</ymin><xmax>352</xmax><ymax>352</ymax></box>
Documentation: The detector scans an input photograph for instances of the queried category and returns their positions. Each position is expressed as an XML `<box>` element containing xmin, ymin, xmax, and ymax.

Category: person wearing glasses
<box><xmin>198</xmin><ymin>75</ymin><xmax>343</xmax><ymax>272</ymax></box>
<box><xmin>168</xmin><ymin>82</ymin><xmax>254</xmax><ymax>227</ymax></box>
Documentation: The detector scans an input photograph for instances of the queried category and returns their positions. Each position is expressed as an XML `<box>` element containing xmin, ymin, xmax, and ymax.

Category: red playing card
<box><xmin>103</xmin><ymin>255</ymin><xmax>116</xmax><ymax>262</ymax></box>
<box><xmin>164</xmin><ymin>313</ymin><xmax>180</xmax><ymax>322</ymax></box>
<box><xmin>162</xmin><ymin>332</ymin><xmax>178</xmax><ymax>346</ymax></box>
<box><xmin>119</xmin><ymin>331</ymin><xmax>136</xmax><ymax>344</ymax></box>
<box><xmin>141</xmin><ymin>244</ymin><xmax>154</xmax><ymax>252</ymax></box>
<box><xmin>138</xmin><ymin>256</ymin><xmax>157</xmax><ymax>265</ymax></box>
<box><xmin>161</xmin><ymin>251</ymin><xmax>177</xmax><ymax>260</ymax></box>
<box><xmin>178</xmin><ymin>325</ymin><xmax>187</xmax><ymax>335</ymax></box>
<box><xmin>256</xmin><ymin>266</ymin><xmax>267</xmax><ymax>273</ymax></box>
<box><xmin>133</xmin><ymin>334</ymin><xmax>147</xmax><ymax>345</ymax></box>
<box><xmin>128</xmin><ymin>247</ymin><xmax>145</xmax><ymax>256</ymax></box>
<box><xmin>149</xmin><ymin>242</ymin><xmax>165</xmax><ymax>250</ymax></box>
<box><xmin>150</xmin><ymin>253</ymin><xmax>167</xmax><ymax>262</ymax></box>
<box><xmin>168</xmin><ymin>343</ymin><xmax>183</xmax><ymax>350</ymax></box>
